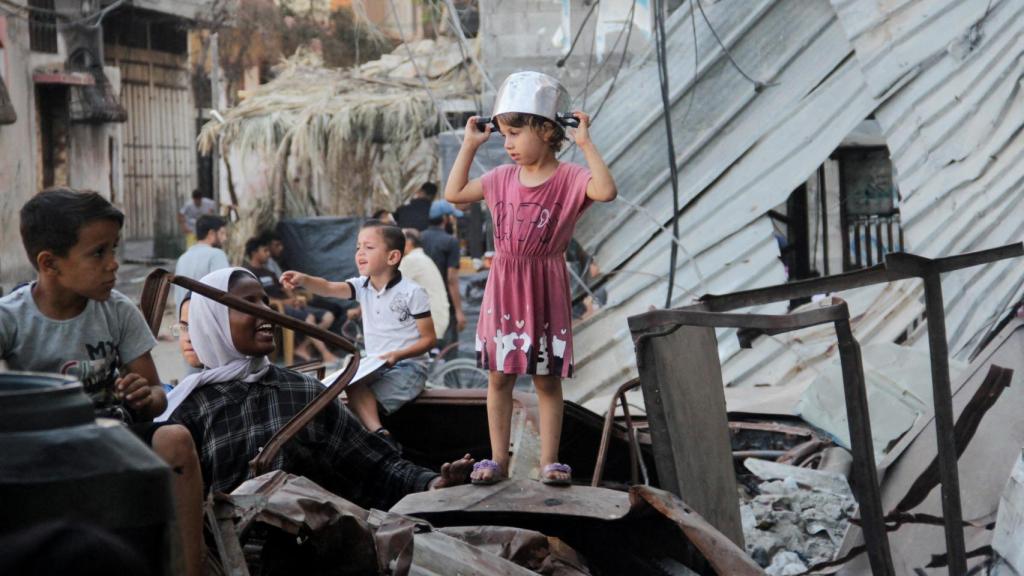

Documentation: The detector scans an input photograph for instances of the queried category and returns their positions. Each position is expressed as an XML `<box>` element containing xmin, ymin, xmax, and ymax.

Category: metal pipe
<box><xmin>922</xmin><ymin>273</ymin><xmax>967</xmax><ymax>575</ymax></box>
<box><xmin>591</xmin><ymin>378</ymin><xmax>641</xmax><ymax>487</ymax></box>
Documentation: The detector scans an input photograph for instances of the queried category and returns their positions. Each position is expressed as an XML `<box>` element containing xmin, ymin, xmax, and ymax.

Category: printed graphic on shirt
<box><xmin>60</xmin><ymin>348</ymin><xmax>133</xmax><ymax>423</ymax></box>
<box><xmin>492</xmin><ymin>201</ymin><xmax>564</xmax><ymax>245</ymax></box>
<box><xmin>389</xmin><ymin>292</ymin><xmax>412</xmax><ymax>322</ymax></box>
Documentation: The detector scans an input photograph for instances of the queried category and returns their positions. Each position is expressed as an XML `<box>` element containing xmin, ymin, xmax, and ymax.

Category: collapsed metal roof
<box><xmin>566</xmin><ymin>0</ymin><xmax>1024</xmax><ymax>414</ymax></box>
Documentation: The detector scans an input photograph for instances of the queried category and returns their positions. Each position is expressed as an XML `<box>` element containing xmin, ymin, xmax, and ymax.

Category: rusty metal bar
<box><xmin>921</xmin><ymin>272</ymin><xmax>966</xmax><ymax>574</ymax></box>
<box><xmin>699</xmin><ymin>243</ymin><xmax>1023</xmax><ymax>312</ymax></box>
<box><xmin>630</xmin><ymin>297</ymin><xmax>897</xmax><ymax>573</ymax></box>
<box><xmin>592</xmin><ymin>378</ymin><xmax>642</xmax><ymax>487</ymax></box>
<box><xmin>834</xmin><ymin>316</ymin><xmax>895</xmax><ymax>575</ymax></box>
<box><xmin>691</xmin><ymin>244</ymin><xmax>1023</xmax><ymax>576</ymax></box>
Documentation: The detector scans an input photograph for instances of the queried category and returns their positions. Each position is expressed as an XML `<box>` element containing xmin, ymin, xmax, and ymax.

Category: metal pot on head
<box><xmin>476</xmin><ymin>71</ymin><xmax>580</xmax><ymax>133</ymax></box>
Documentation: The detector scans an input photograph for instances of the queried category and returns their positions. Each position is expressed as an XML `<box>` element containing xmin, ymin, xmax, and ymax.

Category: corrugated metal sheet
<box><xmin>569</xmin><ymin>0</ymin><xmax>1024</xmax><ymax>414</ymax></box>
<box><xmin>830</xmin><ymin>0</ymin><xmax>1024</xmax><ymax>360</ymax></box>
<box><xmin>567</xmin><ymin>0</ymin><xmax>879</xmax><ymax>405</ymax></box>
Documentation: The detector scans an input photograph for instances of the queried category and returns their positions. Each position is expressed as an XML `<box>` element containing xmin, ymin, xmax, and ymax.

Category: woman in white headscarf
<box><xmin>159</xmin><ymin>268</ymin><xmax>473</xmax><ymax>509</ymax></box>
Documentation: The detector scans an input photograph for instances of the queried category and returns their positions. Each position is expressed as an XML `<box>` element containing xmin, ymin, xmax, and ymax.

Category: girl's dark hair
<box><xmin>495</xmin><ymin>112</ymin><xmax>566</xmax><ymax>152</ymax></box>
<box><xmin>20</xmin><ymin>187</ymin><xmax>124</xmax><ymax>270</ymax></box>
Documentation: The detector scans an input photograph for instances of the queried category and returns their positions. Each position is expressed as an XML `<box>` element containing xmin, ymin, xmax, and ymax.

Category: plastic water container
<box><xmin>0</xmin><ymin>372</ymin><xmax>176</xmax><ymax>575</ymax></box>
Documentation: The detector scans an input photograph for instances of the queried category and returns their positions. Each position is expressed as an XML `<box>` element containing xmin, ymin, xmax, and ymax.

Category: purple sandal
<box><xmin>470</xmin><ymin>459</ymin><xmax>504</xmax><ymax>485</ymax></box>
<box><xmin>541</xmin><ymin>463</ymin><xmax>572</xmax><ymax>486</ymax></box>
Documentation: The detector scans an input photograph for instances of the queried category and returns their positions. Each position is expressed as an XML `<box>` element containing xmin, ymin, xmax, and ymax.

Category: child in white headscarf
<box><xmin>159</xmin><ymin>268</ymin><xmax>473</xmax><ymax>509</ymax></box>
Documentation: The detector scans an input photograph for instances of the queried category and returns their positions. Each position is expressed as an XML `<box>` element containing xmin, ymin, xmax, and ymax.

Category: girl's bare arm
<box><xmin>573</xmin><ymin>111</ymin><xmax>618</xmax><ymax>203</ymax></box>
<box><xmin>445</xmin><ymin>117</ymin><xmax>490</xmax><ymax>204</ymax></box>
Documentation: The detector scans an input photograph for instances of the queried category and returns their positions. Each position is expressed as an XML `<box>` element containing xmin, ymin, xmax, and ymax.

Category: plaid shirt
<box><xmin>170</xmin><ymin>365</ymin><xmax>437</xmax><ymax>510</ymax></box>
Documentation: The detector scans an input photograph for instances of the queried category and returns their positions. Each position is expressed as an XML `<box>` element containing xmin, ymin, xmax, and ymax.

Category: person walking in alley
<box><xmin>420</xmin><ymin>210</ymin><xmax>466</xmax><ymax>346</ymax></box>
<box><xmin>174</xmin><ymin>215</ymin><xmax>229</xmax><ymax>310</ymax></box>
<box><xmin>177</xmin><ymin>190</ymin><xmax>218</xmax><ymax>248</ymax></box>
<box><xmin>444</xmin><ymin>72</ymin><xmax>617</xmax><ymax>486</ymax></box>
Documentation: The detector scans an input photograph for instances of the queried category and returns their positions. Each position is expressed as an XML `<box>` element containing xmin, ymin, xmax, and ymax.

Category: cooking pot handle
<box><xmin>557</xmin><ymin>112</ymin><xmax>580</xmax><ymax>128</ymax></box>
<box><xmin>474</xmin><ymin>116</ymin><xmax>495</xmax><ymax>133</ymax></box>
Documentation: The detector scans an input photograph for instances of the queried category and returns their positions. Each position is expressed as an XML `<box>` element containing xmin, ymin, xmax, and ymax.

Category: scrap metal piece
<box><xmin>391</xmin><ymin>479</ymin><xmax>764</xmax><ymax>575</ymax></box>
<box><xmin>630</xmin><ymin>298</ymin><xmax>894</xmax><ymax>574</ymax></box>
<box><xmin>683</xmin><ymin>243</ymin><xmax>1021</xmax><ymax>576</ymax></box>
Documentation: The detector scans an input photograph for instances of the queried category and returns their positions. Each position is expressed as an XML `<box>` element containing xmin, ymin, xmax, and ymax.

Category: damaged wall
<box><xmin>0</xmin><ymin>15</ymin><xmax>37</xmax><ymax>290</ymax></box>
<box><xmin>0</xmin><ymin>2</ymin><xmax>125</xmax><ymax>289</ymax></box>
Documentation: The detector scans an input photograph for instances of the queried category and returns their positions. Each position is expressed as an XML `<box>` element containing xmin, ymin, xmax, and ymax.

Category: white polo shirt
<box><xmin>347</xmin><ymin>272</ymin><xmax>431</xmax><ymax>358</ymax></box>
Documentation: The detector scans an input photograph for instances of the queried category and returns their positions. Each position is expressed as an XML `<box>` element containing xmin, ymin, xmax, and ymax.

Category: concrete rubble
<box><xmin>740</xmin><ymin>459</ymin><xmax>857</xmax><ymax>573</ymax></box>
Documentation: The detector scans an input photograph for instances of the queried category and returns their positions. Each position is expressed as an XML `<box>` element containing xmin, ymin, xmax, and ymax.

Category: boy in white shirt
<box><xmin>282</xmin><ymin>220</ymin><xmax>436</xmax><ymax>444</ymax></box>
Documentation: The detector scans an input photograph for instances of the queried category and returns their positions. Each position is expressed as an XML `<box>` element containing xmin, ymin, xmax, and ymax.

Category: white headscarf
<box><xmin>157</xmin><ymin>267</ymin><xmax>271</xmax><ymax>421</ymax></box>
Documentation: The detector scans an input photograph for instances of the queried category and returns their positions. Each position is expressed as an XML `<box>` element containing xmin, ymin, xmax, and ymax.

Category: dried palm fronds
<box><xmin>198</xmin><ymin>44</ymin><xmax>470</xmax><ymax>219</ymax></box>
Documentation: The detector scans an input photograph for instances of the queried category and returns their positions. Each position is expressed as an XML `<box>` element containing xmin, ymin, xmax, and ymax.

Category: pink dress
<box><xmin>476</xmin><ymin>162</ymin><xmax>593</xmax><ymax>378</ymax></box>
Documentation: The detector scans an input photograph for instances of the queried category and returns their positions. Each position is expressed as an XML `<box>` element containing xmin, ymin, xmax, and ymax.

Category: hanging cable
<box><xmin>653</xmin><ymin>0</ymin><xmax>683</xmax><ymax>308</ymax></box>
<box><xmin>556</xmin><ymin>0</ymin><xmax>600</xmax><ymax>68</ymax></box>
<box><xmin>386</xmin><ymin>0</ymin><xmax>490</xmax><ymax>176</ymax></box>
<box><xmin>589</xmin><ymin>0</ymin><xmax>634</xmax><ymax>120</ymax></box>
<box><xmin>441</xmin><ymin>0</ymin><xmax>496</xmax><ymax>93</ymax></box>
<box><xmin>694</xmin><ymin>0</ymin><xmax>774</xmax><ymax>92</ymax></box>
<box><xmin>574</xmin><ymin>0</ymin><xmax>635</xmax><ymax>114</ymax></box>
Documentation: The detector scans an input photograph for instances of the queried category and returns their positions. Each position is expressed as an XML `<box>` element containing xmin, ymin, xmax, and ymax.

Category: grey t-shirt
<box><xmin>174</xmin><ymin>243</ymin><xmax>230</xmax><ymax>308</ymax></box>
<box><xmin>0</xmin><ymin>284</ymin><xmax>156</xmax><ymax>376</ymax></box>
<box><xmin>179</xmin><ymin>197</ymin><xmax>218</xmax><ymax>233</ymax></box>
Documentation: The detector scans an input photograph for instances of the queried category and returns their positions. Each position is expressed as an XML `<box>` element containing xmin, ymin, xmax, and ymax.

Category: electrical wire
<box><xmin>556</xmin><ymin>0</ymin><xmax>599</xmax><ymax>68</ymax></box>
<box><xmin>441</xmin><ymin>0</ymin><xmax>495</xmax><ymax>93</ymax></box>
<box><xmin>694</xmin><ymin>0</ymin><xmax>774</xmax><ymax>92</ymax></box>
<box><xmin>653</xmin><ymin>0</ymin><xmax>682</xmax><ymax>308</ymax></box>
<box><xmin>571</xmin><ymin>0</ymin><xmax>634</xmax><ymax>110</ymax></box>
<box><xmin>386</xmin><ymin>0</ymin><xmax>489</xmax><ymax>176</ymax></box>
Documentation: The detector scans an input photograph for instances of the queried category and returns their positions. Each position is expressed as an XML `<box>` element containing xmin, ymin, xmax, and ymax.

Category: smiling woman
<box><xmin>227</xmin><ymin>273</ymin><xmax>277</xmax><ymax>357</ymax></box>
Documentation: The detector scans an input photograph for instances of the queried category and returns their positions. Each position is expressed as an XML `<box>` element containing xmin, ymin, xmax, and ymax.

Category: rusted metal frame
<box><xmin>691</xmin><ymin>245</ymin><xmax>1022</xmax><ymax>576</ymax></box>
<box><xmin>834</xmin><ymin>317</ymin><xmax>895</xmax><ymax>575</ymax></box>
<box><xmin>630</xmin><ymin>298</ymin><xmax>896</xmax><ymax>574</ymax></box>
<box><xmin>919</xmin><ymin>271</ymin><xmax>967</xmax><ymax>575</ymax></box>
<box><xmin>698</xmin><ymin>243</ymin><xmax>1023</xmax><ymax>312</ymax></box>
<box><xmin>155</xmin><ymin>270</ymin><xmax>361</xmax><ymax>476</ymax></box>
<box><xmin>882</xmin><ymin>250</ymin><xmax>1021</xmax><ymax>576</ymax></box>
<box><xmin>629</xmin><ymin>303</ymin><xmax>848</xmax><ymax>334</ymax></box>
<box><xmin>591</xmin><ymin>378</ymin><xmax>642</xmax><ymax>487</ymax></box>
<box><xmin>139</xmin><ymin>269</ymin><xmax>172</xmax><ymax>336</ymax></box>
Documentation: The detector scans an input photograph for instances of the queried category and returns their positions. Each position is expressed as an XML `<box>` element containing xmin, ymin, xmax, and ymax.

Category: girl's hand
<box><xmin>464</xmin><ymin>116</ymin><xmax>492</xmax><ymax>148</ymax></box>
<box><xmin>280</xmin><ymin>270</ymin><xmax>305</xmax><ymax>291</ymax></box>
<box><xmin>571</xmin><ymin>111</ymin><xmax>592</xmax><ymax>147</ymax></box>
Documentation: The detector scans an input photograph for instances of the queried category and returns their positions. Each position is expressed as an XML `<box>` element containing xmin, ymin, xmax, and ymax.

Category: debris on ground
<box><xmin>740</xmin><ymin>459</ymin><xmax>857</xmax><ymax>572</ymax></box>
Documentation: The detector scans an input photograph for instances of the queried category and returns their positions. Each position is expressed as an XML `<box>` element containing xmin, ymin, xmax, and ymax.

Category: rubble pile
<box><xmin>740</xmin><ymin>461</ymin><xmax>857</xmax><ymax>575</ymax></box>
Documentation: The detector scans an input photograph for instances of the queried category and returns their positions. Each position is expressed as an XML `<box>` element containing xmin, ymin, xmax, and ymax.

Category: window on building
<box><xmin>28</xmin><ymin>0</ymin><xmax>58</xmax><ymax>53</ymax></box>
<box><xmin>837</xmin><ymin>147</ymin><xmax>903</xmax><ymax>270</ymax></box>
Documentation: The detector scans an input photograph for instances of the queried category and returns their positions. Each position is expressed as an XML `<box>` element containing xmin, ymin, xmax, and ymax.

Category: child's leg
<box><xmin>473</xmin><ymin>371</ymin><xmax>516</xmax><ymax>482</ymax></box>
<box><xmin>533</xmin><ymin>374</ymin><xmax>569</xmax><ymax>482</ymax></box>
<box><xmin>345</xmin><ymin>381</ymin><xmax>383</xmax><ymax>432</ymax></box>
<box><xmin>151</xmin><ymin>424</ymin><xmax>204</xmax><ymax>576</ymax></box>
<box><xmin>304</xmin><ymin>312</ymin><xmax>340</xmax><ymax>363</ymax></box>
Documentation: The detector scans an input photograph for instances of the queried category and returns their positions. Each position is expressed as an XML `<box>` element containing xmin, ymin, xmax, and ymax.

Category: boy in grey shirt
<box><xmin>0</xmin><ymin>188</ymin><xmax>204</xmax><ymax>576</ymax></box>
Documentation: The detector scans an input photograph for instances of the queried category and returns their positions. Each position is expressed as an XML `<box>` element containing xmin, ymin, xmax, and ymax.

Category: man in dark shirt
<box><xmin>244</xmin><ymin>236</ymin><xmax>338</xmax><ymax>363</ymax></box>
<box><xmin>420</xmin><ymin>215</ymin><xmax>466</xmax><ymax>344</ymax></box>
<box><xmin>394</xmin><ymin>182</ymin><xmax>437</xmax><ymax>231</ymax></box>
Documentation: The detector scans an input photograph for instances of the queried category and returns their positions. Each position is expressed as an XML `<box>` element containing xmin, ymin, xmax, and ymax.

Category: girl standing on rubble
<box><xmin>445</xmin><ymin>72</ymin><xmax>618</xmax><ymax>485</ymax></box>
